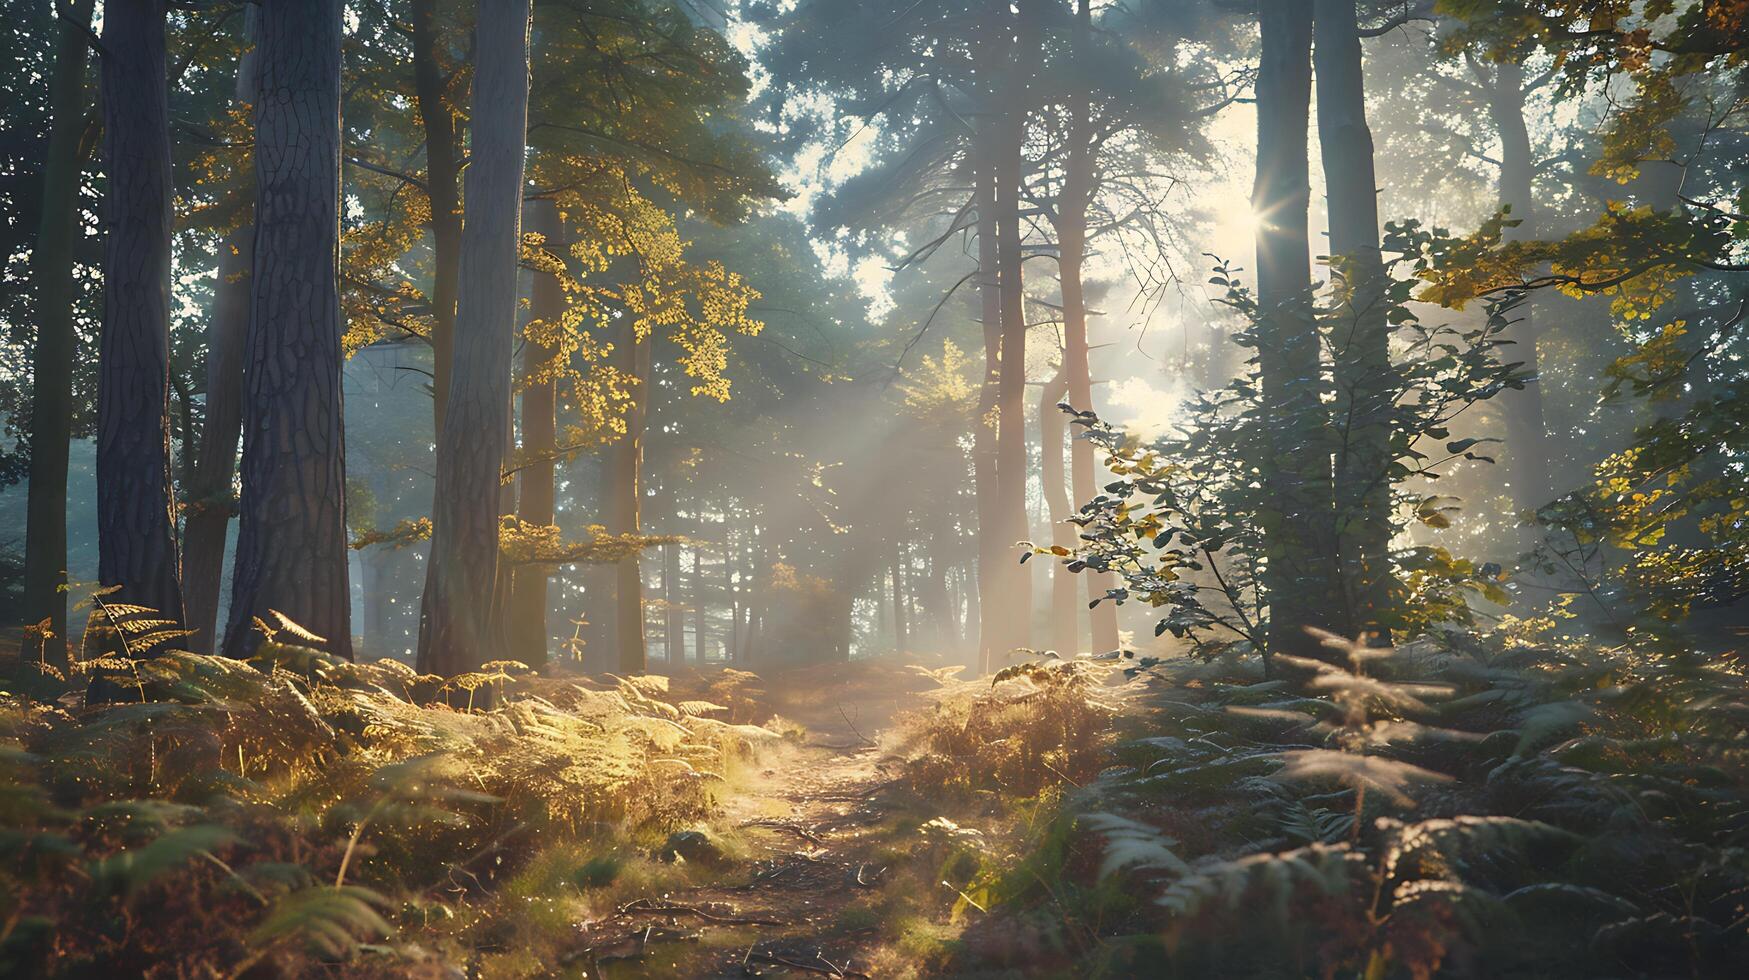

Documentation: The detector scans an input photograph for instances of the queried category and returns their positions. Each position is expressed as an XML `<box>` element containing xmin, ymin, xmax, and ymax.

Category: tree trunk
<box><xmin>991</xmin><ymin>0</ymin><xmax>1039</xmax><ymax>665</ymax></box>
<box><xmin>417</xmin><ymin>0</ymin><xmax>534</xmax><ymax>678</ymax></box>
<box><xmin>184</xmin><ymin>11</ymin><xmax>260</xmax><ymax>654</ymax></box>
<box><xmin>1039</xmin><ymin>367</ymin><xmax>1078</xmax><ymax>654</ymax></box>
<box><xmin>507</xmin><ymin>199</ymin><xmax>562</xmax><ymax>669</ymax></box>
<box><xmin>412</xmin><ymin>0</ymin><xmax>463</xmax><ymax>436</ymax></box>
<box><xmin>225</xmin><ymin>0</ymin><xmax>353</xmax><ymax>660</ymax></box>
<box><xmin>1254</xmin><ymin>0</ymin><xmax>1341</xmax><ymax>668</ymax></box>
<box><xmin>1315</xmin><ymin>0</ymin><xmax>1392</xmax><ymax>639</ymax></box>
<box><xmin>1488</xmin><ymin>60</ymin><xmax>1550</xmax><ymax>525</ymax></box>
<box><xmin>892</xmin><ymin>554</ymin><xmax>910</xmax><ymax>654</ymax></box>
<box><xmin>609</xmin><ymin>326</ymin><xmax>652</xmax><ymax>673</ymax></box>
<box><xmin>973</xmin><ymin>112</ymin><xmax>1003</xmax><ymax>673</ymax></box>
<box><xmin>96</xmin><ymin>0</ymin><xmax>185</xmax><ymax>637</ymax></box>
<box><xmin>22</xmin><ymin>0</ymin><xmax>97</xmax><ymax>664</ymax></box>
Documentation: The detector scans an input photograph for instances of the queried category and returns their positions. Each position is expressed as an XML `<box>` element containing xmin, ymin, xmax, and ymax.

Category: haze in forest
<box><xmin>1</xmin><ymin>1</ymin><xmax>1746</xmax><ymax>977</ymax></box>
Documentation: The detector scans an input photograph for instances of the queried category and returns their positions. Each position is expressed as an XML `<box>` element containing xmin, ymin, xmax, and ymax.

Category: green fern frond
<box><xmin>250</xmin><ymin>884</ymin><xmax>393</xmax><ymax>958</ymax></box>
<box><xmin>89</xmin><ymin>823</ymin><xmax>238</xmax><ymax>896</ymax></box>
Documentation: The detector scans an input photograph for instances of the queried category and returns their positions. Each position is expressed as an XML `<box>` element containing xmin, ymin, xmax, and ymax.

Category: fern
<box><xmin>89</xmin><ymin>824</ymin><xmax>239</xmax><ymax>896</ymax></box>
<box><xmin>249</xmin><ymin>885</ymin><xmax>394</xmax><ymax>958</ymax></box>
<box><xmin>1080</xmin><ymin>811</ymin><xmax>1188</xmax><ymax>880</ymax></box>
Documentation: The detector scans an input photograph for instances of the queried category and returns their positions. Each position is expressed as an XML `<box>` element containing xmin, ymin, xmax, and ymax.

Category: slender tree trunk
<box><xmin>507</xmin><ymin>199</ymin><xmax>562</xmax><ymax>669</ymax></box>
<box><xmin>973</xmin><ymin>123</ymin><xmax>1003</xmax><ymax>673</ymax></box>
<box><xmin>610</xmin><ymin>327</ymin><xmax>652</xmax><ymax>673</ymax></box>
<box><xmin>990</xmin><ymin>0</ymin><xmax>1038</xmax><ymax>664</ymax></box>
<box><xmin>663</xmin><ymin>542</ymin><xmax>680</xmax><ymax>663</ymax></box>
<box><xmin>1488</xmin><ymin>60</ymin><xmax>1550</xmax><ymax>525</ymax></box>
<box><xmin>412</xmin><ymin>0</ymin><xmax>463</xmax><ymax>436</ymax></box>
<box><xmin>1254</xmin><ymin>0</ymin><xmax>1340</xmax><ymax>668</ymax></box>
<box><xmin>1315</xmin><ymin>0</ymin><xmax>1392</xmax><ymax>638</ymax></box>
<box><xmin>22</xmin><ymin>0</ymin><xmax>98</xmax><ymax>664</ymax></box>
<box><xmin>1039</xmin><ymin>367</ymin><xmax>1078</xmax><ymax>654</ymax></box>
<box><xmin>1061</xmin><ymin>0</ymin><xmax>1120</xmax><ymax>655</ymax></box>
<box><xmin>185</xmin><ymin>11</ymin><xmax>260</xmax><ymax>654</ymax></box>
<box><xmin>417</xmin><ymin>0</ymin><xmax>533</xmax><ymax>677</ymax></box>
<box><xmin>892</xmin><ymin>553</ymin><xmax>910</xmax><ymax>654</ymax></box>
<box><xmin>693</xmin><ymin>546</ymin><xmax>707</xmax><ymax>662</ymax></box>
<box><xmin>96</xmin><ymin>0</ymin><xmax>185</xmax><ymax>637</ymax></box>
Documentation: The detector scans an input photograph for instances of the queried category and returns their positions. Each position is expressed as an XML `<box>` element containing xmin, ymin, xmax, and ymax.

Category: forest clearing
<box><xmin>4</xmin><ymin>0</ymin><xmax>1749</xmax><ymax>977</ymax></box>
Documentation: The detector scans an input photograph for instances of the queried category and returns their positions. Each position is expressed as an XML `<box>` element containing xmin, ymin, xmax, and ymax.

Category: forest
<box><xmin>1</xmin><ymin>0</ymin><xmax>1746</xmax><ymax>976</ymax></box>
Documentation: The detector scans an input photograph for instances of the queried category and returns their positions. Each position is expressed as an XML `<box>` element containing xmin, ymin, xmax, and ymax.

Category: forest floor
<box><xmin>558</xmin><ymin>661</ymin><xmax>991</xmax><ymax>979</ymax></box>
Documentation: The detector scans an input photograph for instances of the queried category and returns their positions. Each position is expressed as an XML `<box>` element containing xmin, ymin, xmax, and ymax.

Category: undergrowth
<box><xmin>0</xmin><ymin>602</ymin><xmax>790</xmax><ymax>977</ymax></box>
<box><xmin>951</xmin><ymin>631</ymin><xmax>1749</xmax><ymax>978</ymax></box>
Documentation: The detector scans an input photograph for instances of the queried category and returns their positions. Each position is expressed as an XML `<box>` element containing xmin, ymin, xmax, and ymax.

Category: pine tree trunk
<box><xmin>973</xmin><ymin>122</ymin><xmax>1003</xmax><ymax>673</ymax></box>
<box><xmin>225</xmin><ymin>0</ymin><xmax>353</xmax><ymax>660</ymax></box>
<box><xmin>412</xmin><ymin>0</ymin><xmax>462</xmax><ymax>437</ymax></box>
<box><xmin>1488</xmin><ymin>60</ymin><xmax>1550</xmax><ymax>524</ymax></box>
<box><xmin>23</xmin><ymin>0</ymin><xmax>97</xmax><ymax>664</ymax></box>
<box><xmin>991</xmin><ymin>0</ymin><xmax>1039</xmax><ymax>664</ymax></box>
<box><xmin>96</xmin><ymin>0</ymin><xmax>185</xmax><ymax>636</ymax></box>
<box><xmin>1061</xmin><ymin>0</ymin><xmax>1119</xmax><ymax>656</ymax></box>
<box><xmin>183</xmin><ymin>228</ymin><xmax>249</xmax><ymax>652</ymax></box>
<box><xmin>1315</xmin><ymin>0</ymin><xmax>1392</xmax><ymax>638</ymax></box>
<box><xmin>1039</xmin><ymin>367</ymin><xmax>1078</xmax><ymax>654</ymax></box>
<box><xmin>417</xmin><ymin>0</ymin><xmax>534</xmax><ymax>678</ymax></box>
<box><xmin>507</xmin><ymin>199</ymin><xmax>562</xmax><ymax>669</ymax></box>
<box><xmin>610</xmin><ymin>326</ymin><xmax>652</xmax><ymax>673</ymax></box>
<box><xmin>185</xmin><ymin>14</ymin><xmax>260</xmax><ymax>655</ymax></box>
<box><xmin>1254</xmin><ymin>0</ymin><xmax>1341</xmax><ymax>668</ymax></box>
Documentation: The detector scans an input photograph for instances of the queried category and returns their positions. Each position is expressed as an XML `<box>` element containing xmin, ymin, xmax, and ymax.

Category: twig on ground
<box><xmin>740</xmin><ymin>819</ymin><xmax>826</xmax><ymax>846</ymax></box>
<box><xmin>748</xmin><ymin>949</ymin><xmax>872</xmax><ymax>978</ymax></box>
<box><xmin>836</xmin><ymin>703</ymin><xmax>877</xmax><ymax>746</ymax></box>
<box><xmin>852</xmin><ymin>863</ymin><xmax>887</xmax><ymax>888</ymax></box>
<box><xmin>616</xmin><ymin>898</ymin><xmax>786</xmax><ymax>926</ymax></box>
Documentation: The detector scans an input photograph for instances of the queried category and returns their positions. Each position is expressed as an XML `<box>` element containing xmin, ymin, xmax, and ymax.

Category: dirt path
<box><xmin>563</xmin><ymin>665</ymin><xmax>958</xmax><ymax>980</ymax></box>
<box><xmin>567</xmin><ymin>739</ymin><xmax>904</xmax><ymax>978</ymax></box>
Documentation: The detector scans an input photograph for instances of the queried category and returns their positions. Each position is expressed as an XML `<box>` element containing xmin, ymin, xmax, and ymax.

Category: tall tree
<box><xmin>506</xmin><ymin>198</ymin><xmax>562</xmax><ymax>669</ymax></box>
<box><xmin>1254</xmin><ymin>0</ymin><xmax>1341</xmax><ymax>665</ymax></box>
<box><xmin>990</xmin><ymin>0</ymin><xmax>1041</xmax><ymax>665</ymax></box>
<box><xmin>418</xmin><ymin>0</ymin><xmax>535</xmax><ymax>677</ymax></box>
<box><xmin>605</xmin><ymin>323</ymin><xmax>653</xmax><ymax>673</ymax></box>
<box><xmin>1058</xmin><ymin>0</ymin><xmax>1121</xmax><ymax>655</ymax></box>
<box><xmin>1315</xmin><ymin>0</ymin><xmax>1392</xmax><ymax>636</ymax></box>
<box><xmin>1483</xmin><ymin>57</ymin><xmax>1551</xmax><ymax>524</ymax></box>
<box><xmin>184</xmin><ymin>8</ymin><xmax>259</xmax><ymax>653</ymax></box>
<box><xmin>95</xmin><ymin>0</ymin><xmax>184</xmax><ymax>631</ymax></box>
<box><xmin>21</xmin><ymin>0</ymin><xmax>97</xmax><ymax>662</ymax></box>
<box><xmin>412</xmin><ymin>0</ymin><xmax>463</xmax><ymax>437</ymax></box>
<box><xmin>223</xmin><ymin>0</ymin><xmax>353</xmax><ymax>660</ymax></box>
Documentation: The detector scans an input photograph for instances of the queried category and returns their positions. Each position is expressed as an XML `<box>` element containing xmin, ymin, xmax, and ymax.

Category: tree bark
<box><xmin>225</xmin><ymin>0</ymin><xmax>353</xmax><ymax>660</ymax></box>
<box><xmin>96</xmin><ymin>0</ymin><xmax>185</xmax><ymax>636</ymax></box>
<box><xmin>1315</xmin><ymin>0</ymin><xmax>1392</xmax><ymax>638</ymax></box>
<box><xmin>991</xmin><ymin>0</ymin><xmax>1039</xmax><ymax>665</ymax></box>
<box><xmin>1254</xmin><ymin>0</ymin><xmax>1341</xmax><ymax>667</ymax></box>
<box><xmin>506</xmin><ymin>199</ymin><xmax>562</xmax><ymax>669</ymax></box>
<box><xmin>1487</xmin><ymin>60</ymin><xmax>1550</xmax><ymax>525</ymax></box>
<box><xmin>608</xmin><ymin>325</ymin><xmax>652</xmax><ymax>673</ymax></box>
<box><xmin>412</xmin><ymin>0</ymin><xmax>463</xmax><ymax>437</ymax></box>
<box><xmin>184</xmin><ymin>9</ymin><xmax>260</xmax><ymax>654</ymax></box>
<box><xmin>1039</xmin><ymin>367</ymin><xmax>1078</xmax><ymax>654</ymax></box>
<box><xmin>973</xmin><ymin>91</ymin><xmax>1003</xmax><ymax>673</ymax></box>
<box><xmin>418</xmin><ymin>0</ymin><xmax>534</xmax><ymax>678</ymax></box>
<box><xmin>22</xmin><ymin>0</ymin><xmax>97</xmax><ymax>664</ymax></box>
<box><xmin>1061</xmin><ymin>0</ymin><xmax>1121</xmax><ymax>656</ymax></box>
